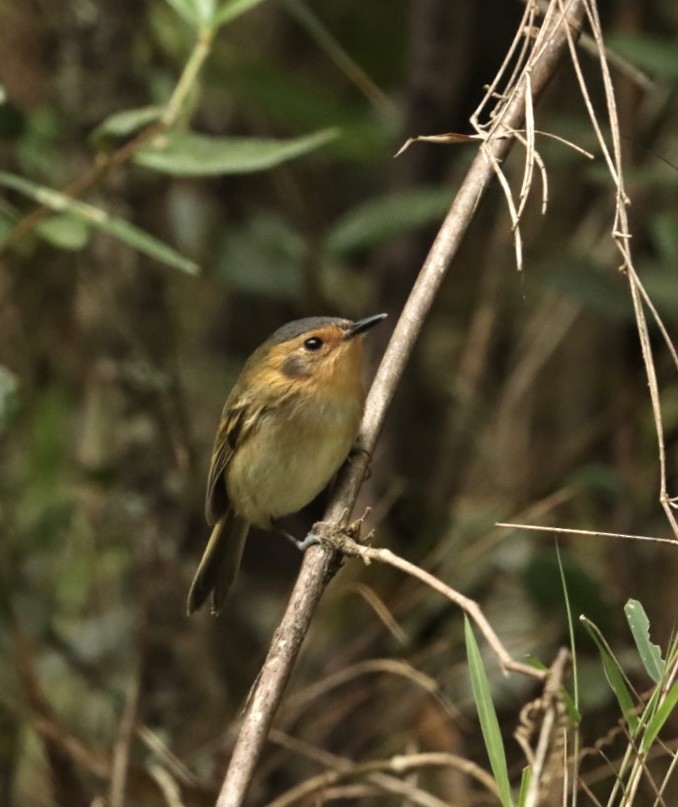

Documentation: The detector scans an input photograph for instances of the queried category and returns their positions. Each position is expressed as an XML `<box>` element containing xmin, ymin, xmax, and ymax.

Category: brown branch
<box><xmin>216</xmin><ymin>2</ymin><xmax>587</xmax><ymax>804</ymax></box>
<box><xmin>318</xmin><ymin>534</ymin><xmax>545</xmax><ymax>681</ymax></box>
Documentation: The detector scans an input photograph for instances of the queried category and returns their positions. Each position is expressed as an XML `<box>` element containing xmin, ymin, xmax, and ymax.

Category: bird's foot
<box><xmin>275</xmin><ymin>510</ymin><xmax>374</xmax><ymax>558</ymax></box>
<box><xmin>308</xmin><ymin>509</ymin><xmax>374</xmax><ymax>557</ymax></box>
<box><xmin>273</xmin><ymin>520</ymin><xmax>319</xmax><ymax>551</ymax></box>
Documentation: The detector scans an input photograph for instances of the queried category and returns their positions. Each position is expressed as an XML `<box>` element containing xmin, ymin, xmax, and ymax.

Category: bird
<box><xmin>187</xmin><ymin>313</ymin><xmax>387</xmax><ymax>615</ymax></box>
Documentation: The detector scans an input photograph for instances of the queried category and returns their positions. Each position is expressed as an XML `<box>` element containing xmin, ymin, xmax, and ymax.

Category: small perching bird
<box><xmin>187</xmin><ymin>313</ymin><xmax>387</xmax><ymax>615</ymax></box>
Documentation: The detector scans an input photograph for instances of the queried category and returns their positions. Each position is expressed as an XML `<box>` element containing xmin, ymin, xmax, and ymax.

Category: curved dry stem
<box><xmin>329</xmin><ymin>536</ymin><xmax>545</xmax><ymax>681</ymax></box>
<box><xmin>281</xmin><ymin>655</ymin><xmax>459</xmax><ymax>728</ymax></box>
<box><xmin>265</xmin><ymin>749</ymin><xmax>501</xmax><ymax>807</ymax></box>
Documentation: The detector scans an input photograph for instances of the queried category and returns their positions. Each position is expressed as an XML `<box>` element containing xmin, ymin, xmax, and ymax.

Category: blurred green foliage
<box><xmin>1</xmin><ymin>0</ymin><xmax>678</xmax><ymax>804</ymax></box>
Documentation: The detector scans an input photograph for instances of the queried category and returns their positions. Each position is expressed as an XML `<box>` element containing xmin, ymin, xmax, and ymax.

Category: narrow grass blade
<box><xmin>215</xmin><ymin>0</ymin><xmax>270</xmax><ymax>29</ymax></box>
<box><xmin>165</xmin><ymin>0</ymin><xmax>216</xmax><ymax>28</ymax></box>
<box><xmin>641</xmin><ymin>679</ymin><xmax>678</xmax><ymax>752</ymax></box>
<box><xmin>580</xmin><ymin>615</ymin><xmax>639</xmax><ymax>733</ymax></box>
<box><xmin>517</xmin><ymin>767</ymin><xmax>531</xmax><ymax>807</ymax></box>
<box><xmin>465</xmin><ymin>616</ymin><xmax>513</xmax><ymax>807</ymax></box>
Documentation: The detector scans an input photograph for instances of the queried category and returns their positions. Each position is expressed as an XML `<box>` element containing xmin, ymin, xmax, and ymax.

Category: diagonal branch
<box><xmin>216</xmin><ymin>2</ymin><xmax>587</xmax><ymax>804</ymax></box>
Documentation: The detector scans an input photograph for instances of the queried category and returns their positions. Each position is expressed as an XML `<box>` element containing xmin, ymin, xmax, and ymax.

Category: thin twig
<box><xmin>268</xmin><ymin>730</ymin><xmax>450</xmax><ymax>807</ymax></box>
<box><xmin>282</xmin><ymin>656</ymin><xmax>459</xmax><ymax>722</ymax></box>
<box><xmin>265</xmin><ymin>741</ymin><xmax>501</xmax><ymax>807</ymax></box>
<box><xmin>215</xmin><ymin>4</ymin><xmax>586</xmax><ymax>804</ymax></box>
<box><xmin>109</xmin><ymin>671</ymin><xmax>141</xmax><ymax>807</ymax></box>
<box><xmin>567</xmin><ymin>0</ymin><xmax>678</xmax><ymax>540</ymax></box>
<box><xmin>324</xmin><ymin>533</ymin><xmax>544</xmax><ymax>680</ymax></box>
<box><xmin>496</xmin><ymin>521</ymin><xmax>678</xmax><ymax>546</ymax></box>
<box><xmin>346</xmin><ymin>582</ymin><xmax>409</xmax><ymax>645</ymax></box>
<box><xmin>518</xmin><ymin>647</ymin><xmax>571</xmax><ymax>807</ymax></box>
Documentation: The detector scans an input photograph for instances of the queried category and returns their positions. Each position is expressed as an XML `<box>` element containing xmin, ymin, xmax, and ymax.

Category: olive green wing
<box><xmin>205</xmin><ymin>400</ymin><xmax>246</xmax><ymax>526</ymax></box>
<box><xmin>204</xmin><ymin>393</ymin><xmax>274</xmax><ymax>525</ymax></box>
<box><xmin>191</xmin><ymin>396</ymin><xmax>261</xmax><ymax>615</ymax></box>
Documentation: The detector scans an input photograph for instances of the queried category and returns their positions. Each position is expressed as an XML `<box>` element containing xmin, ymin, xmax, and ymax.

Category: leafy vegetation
<box><xmin>1</xmin><ymin>0</ymin><xmax>677</xmax><ymax>804</ymax></box>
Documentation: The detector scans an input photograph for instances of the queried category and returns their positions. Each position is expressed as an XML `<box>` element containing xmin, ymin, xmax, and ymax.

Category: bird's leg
<box><xmin>273</xmin><ymin>519</ymin><xmax>321</xmax><ymax>551</ymax></box>
<box><xmin>309</xmin><ymin>510</ymin><xmax>373</xmax><ymax>554</ymax></box>
<box><xmin>293</xmin><ymin>532</ymin><xmax>322</xmax><ymax>551</ymax></box>
<box><xmin>274</xmin><ymin>509</ymin><xmax>373</xmax><ymax>554</ymax></box>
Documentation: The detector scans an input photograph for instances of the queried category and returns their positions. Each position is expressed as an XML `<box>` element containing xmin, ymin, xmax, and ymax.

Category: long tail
<box><xmin>187</xmin><ymin>511</ymin><xmax>249</xmax><ymax>615</ymax></box>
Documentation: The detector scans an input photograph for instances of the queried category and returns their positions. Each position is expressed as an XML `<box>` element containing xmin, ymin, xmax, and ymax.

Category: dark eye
<box><xmin>304</xmin><ymin>336</ymin><xmax>323</xmax><ymax>351</ymax></box>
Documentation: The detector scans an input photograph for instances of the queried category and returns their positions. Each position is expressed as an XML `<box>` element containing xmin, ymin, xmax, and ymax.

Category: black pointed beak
<box><xmin>345</xmin><ymin>313</ymin><xmax>388</xmax><ymax>339</ymax></box>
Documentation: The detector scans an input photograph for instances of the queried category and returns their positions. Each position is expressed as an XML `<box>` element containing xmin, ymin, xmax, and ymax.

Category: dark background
<box><xmin>1</xmin><ymin>0</ymin><xmax>677</xmax><ymax>804</ymax></box>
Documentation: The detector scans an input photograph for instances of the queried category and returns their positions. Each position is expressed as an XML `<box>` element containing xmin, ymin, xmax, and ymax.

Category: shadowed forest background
<box><xmin>1</xmin><ymin>0</ymin><xmax>678</xmax><ymax>805</ymax></box>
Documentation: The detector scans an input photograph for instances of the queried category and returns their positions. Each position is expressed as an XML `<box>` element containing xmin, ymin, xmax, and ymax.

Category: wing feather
<box><xmin>204</xmin><ymin>396</ymin><xmax>273</xmax><ymax>525</ymax></box>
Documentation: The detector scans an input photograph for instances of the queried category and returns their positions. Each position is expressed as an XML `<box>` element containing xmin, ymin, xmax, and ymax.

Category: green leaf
<box><xmin>517</xmin><ymin>768</ymin><xmax>531</xmax><ymax>807</ymax></box>
<box><xmin>36</xmin><ymin>213</ymin><xmax>90</xmax><ymax>251</ymax></box>
<box><xmin>641</xmin><ymin>679</ymin><xmax>678</xmax><ymax>752</ymax></box>
<box><xmin>607</xmin><ymin>34</ymin><xmax>678</xmax><ymax>81</ymax></box>
<box><xmin>560</xmin><ymin>687</ymin><xmax>581</xmax><ymax>726</ymax></box>
<box><xmin>324</xmin><ymin>187</ymin><xmax>452</xmax><ymax>257</ymax></box>
<box><xmin>135</xmin><ymin>128</ymin><xmax>338</xmax><ymax>176</ymax></box>
<box><xmin>0</xmin><ymin>366</ymin><xmax>20</xmax><ymax>432</ymax></box>
<box><xmin>165</xmin><ymin>0</ymin><xmax>216</xmax><ymax>28</ymax></box>
<box><xmin>221</xmin><ymin>60</ymin><xmax>389</xmax><ymax>160</ymax></box>
<box><xmin>214</xmin><ymin>0</ymin><xmax>270</xmax><ymax>28</ymax></box>
<box><xmin>580</xmin><ymin>615</ymin><xmax>639</xmax><ymax>734</ymax></box>
<box><xmin>465</xmin><ymin>617</ymin><xmax>513</xmax><ymax>807</ymax></box>
<box><xmin>90</xmin><ymin>106</ymin><xmax>163</xmax><ymax>146</ymax></box>
<box><xmin>0</xmin><ymin>172</ymin><xmax>199</xmax><ymax>274</ymax></box>
<box><xmin>624</xmin><ymin>600</ymin><xmax>665</xmax><ymax>684</ymax></box>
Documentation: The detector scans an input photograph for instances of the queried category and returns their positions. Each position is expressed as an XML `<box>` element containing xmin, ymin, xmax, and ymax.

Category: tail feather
<box><xmin>187</xmin><ymin>511</ymin><xmax>249</xmax><ymax>615</ymax></box>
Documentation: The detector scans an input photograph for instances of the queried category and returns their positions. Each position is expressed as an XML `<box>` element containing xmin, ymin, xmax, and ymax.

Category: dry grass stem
<box><xmin>267</xmin><ymin>731</ymin><xmax>453</xmax><ymax>807</ymax></box>
<box><xmin>265</xmin><ymin>748</ymin><xmax>502</xmax><ymax>807</ymax></box>
<box><xmin>344</xmin><ymin>583</ymin><xmax>409</xmax><ymax>644</ymax></box>
<box><xmin>109</xmin><ymin>672</ymin><xmax>141</xmax><ymax>807</ymax></box>
<box><xmin>496</xmin><ymin>522</ymin><xmax>678</xmax><ymax>546</ymax></box>
<box><xmin>515</xmin><ymin>648</ymin><xmax>571</xmax><ymax>807</ymax></box>
<box><xmin>146</xmin><ymin>765</ymin><xmax>185</xmax><ymax>807</ymax></box>
<box><xmin>551</xmin><ymin>0</ymin><xmax>678</xmax><ymax>541</ymax></box>
<box><xmin>286</xmin><ymin>656</ymin><xmax>452</xmax><ymax>713</ymax></box>
<box><xmin>323</xmin><ymin>529</ymin><xmax>545</xmax><ymax>682</ymax></box>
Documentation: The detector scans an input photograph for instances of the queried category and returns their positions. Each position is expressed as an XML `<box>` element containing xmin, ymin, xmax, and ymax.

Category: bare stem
<box><xmin>335</xmin><ymin>539</ymin><xmax>545</xmax><ymax>680</ymax></box>
<box><xmin>216</xmin><ymin>2</ymin><xmax>586</xmax><ymax>804</ymax></box>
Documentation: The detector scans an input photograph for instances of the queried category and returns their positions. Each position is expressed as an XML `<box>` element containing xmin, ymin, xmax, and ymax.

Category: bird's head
<box><xmin>247</xmin><ymin>314</ymin><xmax>387</xmax><ymax>400</ymax></box>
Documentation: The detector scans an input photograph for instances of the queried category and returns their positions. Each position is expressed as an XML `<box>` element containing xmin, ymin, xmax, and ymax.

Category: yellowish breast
<box><xmin>227</xmin><ymin>392</ymin><xmax>363</xmax><ymax>528</ymax></box>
